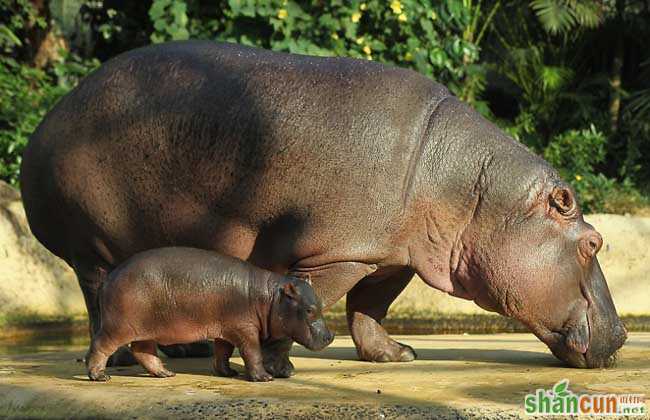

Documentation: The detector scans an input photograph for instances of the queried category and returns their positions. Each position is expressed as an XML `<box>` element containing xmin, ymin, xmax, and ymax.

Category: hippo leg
<box><xmin>346</xmin><ymin>268</ymin><xmax>417</xmax><ymax>362</ymax></box>
<box><xmin>73</xmin><ymin>258</ymin><xmax>137</xmax><ymax>367</ymax></box>
<box><xmin>238</xmin><ymin>331</ymin><xmax>273</xmax><ymax>382</ymax></box>
<box><xmin>262</xmin><ymin>338</ymin><xmax>294</xmax><ymax>378</ymax></box>
<box><xmin>86</xmin><ymin>331</ymin><xmax>119</xmax><ymax>382</ymax></box>
<box><xmin>266</xmin><ymin>261</ymin><xmax>378</xmax><ymax>376</ymax></box>
<box><xmin>158</xmin><ymin>341</ymin><xmax>213</xmax><ymax>359</ymax></box>
<box><xmin>213</xmin><ymin>339</ymin><xmax>238</xmax><ymax>377</ymax></box>
<box><xmin>131</xmin><ymin>341</ymin><xmax>175</xmax><ymax>378</ymax></box>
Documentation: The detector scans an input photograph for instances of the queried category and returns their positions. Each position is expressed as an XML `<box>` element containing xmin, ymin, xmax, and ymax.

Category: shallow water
<box><xmin>0</xmin><ymin>332</ymin><xmax>89</xmax><ymax>355</ymax></box>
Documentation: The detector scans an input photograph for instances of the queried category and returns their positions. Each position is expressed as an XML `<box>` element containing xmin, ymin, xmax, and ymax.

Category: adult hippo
<box><xmin>20</xmin><ymin>41</ymin><xmax>626</xmax><ymax>373</ymax></box>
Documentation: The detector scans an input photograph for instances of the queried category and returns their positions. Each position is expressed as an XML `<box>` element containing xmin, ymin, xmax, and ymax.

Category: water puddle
<box><xmin>0</xmin><ymin>331</ymin><xmax>88</xmax><ymax>355</ymax></box>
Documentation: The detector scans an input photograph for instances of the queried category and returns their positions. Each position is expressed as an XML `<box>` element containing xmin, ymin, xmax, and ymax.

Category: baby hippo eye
<box><xmin>306</xmin><ymin>306</ymin><xmax>317</xmax><ymax>318</ymax></box>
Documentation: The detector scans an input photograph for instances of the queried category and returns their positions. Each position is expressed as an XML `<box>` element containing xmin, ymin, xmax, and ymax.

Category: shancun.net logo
<box><xmin>525</xmin><ymin>379</ymin><xmax>646</xmax><ymax>416</ymax></box>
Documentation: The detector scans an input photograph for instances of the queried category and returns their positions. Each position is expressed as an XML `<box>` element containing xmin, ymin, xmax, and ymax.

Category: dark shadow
<box><xmin>290</xmin><ymin>345</ymin><xmax>561</xmax><ymax>367</ymax></box>
<box><xmin>66</xmin><ymin>358</ymin><xmax>253</xmax><ymax>382</ymax></box>
<box><xmin>394</xmin><ymin>336</ymin><xmax>539</xmax><ymax>344</ymax></box>
<box><xmin>0</xmin><ymin>381</ymin><xmax>478</xmax><ymax>418</ymax></box>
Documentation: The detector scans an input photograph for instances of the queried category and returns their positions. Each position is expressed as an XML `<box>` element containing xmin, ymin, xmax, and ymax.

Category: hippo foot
<box><xmin>247</xmin><ymin>370</ymin><xmax>274</xmax><ymax>382</ymax></box>
<box><xmin>152</xmin><ymin>368</ymin><xmax>176</xmax><ymax>378</ymax></box>
<box><xmin>106</xmin><ymin>346</ymin><xmax>137</xmax><ymax>367</ymax></box>
<box><xmin>263</xmin><ymin>354</ymin><xmax>294</xmax><ymax>378</ymax></box>
<box><xmin>158</xmin><ymin>341</ymin><xmax>213</xmax><ymax>358</ymax></box>
<box><xmin>214</xmin><ymin>365</ymin><xmax>239</xmax><ymax>377</ymax></box>
<box><xmin>359</xmin><ymin>340</ymin><xmax>417</xmax><ymax>363</ymax></box>
<box><xmin>89</xmin><ymin>371</ymin><xmax>111</xmax><ymax>382</ymax></box>
<box><xmin>262</xmin><ymin>338</ymin><xmax>294</xmax><ymax>378</ymax></box>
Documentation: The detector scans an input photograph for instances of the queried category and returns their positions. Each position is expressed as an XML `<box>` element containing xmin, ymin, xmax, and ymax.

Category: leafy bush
<box><xmin>0</xmin><ymin>58</ymin><xmax>58</xmax><ymax>184</ymax></box>
<box><xmin>0</xmin><ymin>0</ymin><xmax>98</xmax><ymax>185</ymax></box>
<box><xmin>0</xmin><ymin>53</ymin><xmax>98</xmax><ymax>185</ymax></box>
<box><xmin>151</xmin><ymin>0</ymin><xmax>495</xmax><ymax>112</ymax></box>
<box><xmin>542</xmin><ymin>125</ymin><xmax>641</xmax><ymax>213</ymax></box>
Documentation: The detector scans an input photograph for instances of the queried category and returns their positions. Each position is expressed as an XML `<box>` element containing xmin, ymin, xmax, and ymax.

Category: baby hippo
<box><xmin>86</xmin><ymin>247</ymin><xmax>334</xmax><ymax>382</ymax></box>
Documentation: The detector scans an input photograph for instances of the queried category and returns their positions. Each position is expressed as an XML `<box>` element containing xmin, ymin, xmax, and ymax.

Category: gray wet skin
<box><xmin>86</xmin><ymin>247</ymin><xmax>333</xmax><ymax>382</ymax></box>
<box><xmin>21</xmin><ymin>41</ymin><xmax>626</xmax><ymax>372</ymax></box>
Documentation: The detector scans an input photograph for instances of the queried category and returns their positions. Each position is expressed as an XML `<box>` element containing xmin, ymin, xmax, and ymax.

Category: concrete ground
<box><xmin>0</xmin><ymin>333</ymin><xmax>648</xmax><ymax>419</ymax></box>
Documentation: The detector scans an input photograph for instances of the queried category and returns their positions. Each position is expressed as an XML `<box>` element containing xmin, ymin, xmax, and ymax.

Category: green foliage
<box><xmin>543</xmin><ymin>125</ymin><xmax>627</xmax><ymax>213</ymax></box>
<box><xmin>150</xmin><ymin>0</ymin><xmax>190</xmax><ymax>42</ymax></box>
<box><xmin>0</xmin><ymin>53</ymin><xmax>99</xmax><ymax>185</ymax></box>
<box><xmin>530</xmin><ymin>0</ymin><xmax>602</xmax><ymax>34</ymax></box>
<box><xmin>150</xmin><ymin>0</ymin><xmax>493</xmax><ymax>109</ymax></box>
<box><xmin>0</xmin><ymin>0</ymin><xmax>46</xmax><ymax>53</ymax></box>
<box><xmin>495</xmin><ymin>44</ymin><xmax>578</xmax><ymax>150</ymax></box>
<box><xmin>0</xmin><ymin>58</ymin><xmax>60</xmax><ymax>184</ymax></box>
<box><xmin>49</xmin><ymin>0</ymin><xmax>85</xmax><ymax>38</ymax></box>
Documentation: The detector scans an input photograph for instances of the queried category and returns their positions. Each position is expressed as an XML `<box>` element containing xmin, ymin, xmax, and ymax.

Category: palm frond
<box><xmin>530</xmin><ymin>0</ymin><xmax>576</xmax><ymax>34</ymax></box>
<box><xmin>530</xmin><ymin>0</ymin><xmax>603</xmax><ymax>34</ymax></box>
<box><xmin>627</xmin><ymin>88</ymin><xmax>650</xmax><ymax>120</ymax></box>
<box><xmin>541</xmin><ymin>65</ymin><xmax>574</xmax><ymax>91</ymax></box>
<box><xmin>571</xmin><ymin>0</ymin><xmax>602</xmax><ymax>28</ymax></box>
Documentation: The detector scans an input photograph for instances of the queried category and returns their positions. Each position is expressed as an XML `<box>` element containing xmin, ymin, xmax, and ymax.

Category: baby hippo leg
<box><xmin>130</xmin><ymin>341</ymin><xmax>175</xmax><ymax>378</ymax></box>
<box><xmin>213</xmin><ymin>339</ymin><xmax>238</xmax><ymax>377</ymax></box>
<box><xmin>238</xmin><ymin>333</ymin><xmax>273</xmax><ymax>382</ymax></box>
<box><xmin>87</xmin><ymin>332</ymin><xmax>120</xmax><ymax>381</ymax></box>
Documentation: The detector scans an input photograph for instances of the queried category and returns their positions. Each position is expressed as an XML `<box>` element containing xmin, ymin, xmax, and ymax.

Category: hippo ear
<box><xmin>550</xmin><ymin>186</ymin><xmax>576</xmax><ymax>215</ymax></box>
<box><xmin>282</xmin><ymin>282</ymin><xmax>300</xmax><ymax>301</ymax></box>
<box><xmin>294</xmin><ymin>272</ymin><xmax>312</xmax><ymax>286</ymax></box>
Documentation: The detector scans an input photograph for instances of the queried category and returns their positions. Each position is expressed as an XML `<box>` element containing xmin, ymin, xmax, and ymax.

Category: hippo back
<box><xmin>20</xmin><ymin>41</ymin><xmax>450</xmax><ymax>270</ymax></box>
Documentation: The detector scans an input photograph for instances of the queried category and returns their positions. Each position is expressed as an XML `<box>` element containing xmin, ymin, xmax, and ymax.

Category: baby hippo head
<box><xmin>276</xmin><ymin>276</ymin><xmax>334</xmax><ymax>351</ymax></box>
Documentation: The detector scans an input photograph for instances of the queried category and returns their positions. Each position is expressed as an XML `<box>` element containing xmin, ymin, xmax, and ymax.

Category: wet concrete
<box><xmin>0</xmin><ymin>333</ymin><xmax>648</xmax><ymax>419</ymax></box>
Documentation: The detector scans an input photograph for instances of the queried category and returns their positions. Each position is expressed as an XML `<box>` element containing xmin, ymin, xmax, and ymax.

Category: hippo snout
<box><xmin>549</xmin><ymin>320</ymin><xmax>626</xmax><ymax>368</ymax></box>
<box><xmin>306</xmin><ymin>319</ymin><xmax>335</xmax><ymax>351</ymax></box>
<box><xmin>584</xmin><ymin>321</ymin><xmax>627</xmax><ymax>368</ymax></box>
<box><xmin>324</xmin><ymin>330</ymin><xmax>335</xmax><ymax>345</ymax></box>
<box><xmin>311</xmin><ymin>330</ymin><xmax>335</xmax><ymax>351</ymax></box>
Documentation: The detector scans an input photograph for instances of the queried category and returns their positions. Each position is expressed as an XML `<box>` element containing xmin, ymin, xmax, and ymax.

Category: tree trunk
<box><xmin>608</xmin><ymin>0</ymin><xmax>626</xmax><ymax>133</ymax></box>
<box><xmin>25</xmin><ymin>0</ymin><xmax>69</xmax><ymax>68</ymax></box>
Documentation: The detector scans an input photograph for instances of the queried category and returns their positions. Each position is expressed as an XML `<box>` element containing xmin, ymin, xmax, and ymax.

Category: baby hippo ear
<box><xmin>294</xmin><ymin>272</ymin><xmax>312</xmax><ymax>286</ymax></box>
<box><xmin>282</xmin><ymin>282</ymin><xmax>300</xmax><ymax>301</ymax></box>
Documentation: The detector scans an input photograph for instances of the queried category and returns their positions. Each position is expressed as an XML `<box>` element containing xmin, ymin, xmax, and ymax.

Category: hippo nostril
<box><xmin>580</xmin><ymin>232</ymin><xmax>603</xmax><ymax>259</ymax></box>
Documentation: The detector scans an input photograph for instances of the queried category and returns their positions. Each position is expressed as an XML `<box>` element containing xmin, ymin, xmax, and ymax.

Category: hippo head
<box><xmin>456</xmin><ymin>176</ymin><xmax>627</xmax><ymax>368</ymax></box>
<box><xmin>275</xmin><ymin>276</ymin><xmax>334</xmax><ymax>351</ymax></box>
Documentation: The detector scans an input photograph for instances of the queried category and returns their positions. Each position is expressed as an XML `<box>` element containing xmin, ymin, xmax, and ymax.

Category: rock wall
<box><xmin>0</xmin><ymin>181</ymin><xmax>84</xmax><ymax>323</ymax></box>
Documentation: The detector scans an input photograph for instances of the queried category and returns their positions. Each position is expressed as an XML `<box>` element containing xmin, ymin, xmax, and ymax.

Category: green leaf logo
<box><xmin>553</xmin><ymin>379</ymin><xmax>570</xmax><ymax>397</ymax></box>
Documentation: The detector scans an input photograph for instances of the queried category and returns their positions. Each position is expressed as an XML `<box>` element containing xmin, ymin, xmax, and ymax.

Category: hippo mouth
<box><xmin>540</xmin><ymin>311</ymin><xmax>626</xmax><ymax>368</ymax></box>
<box><xmin>542</xmin><ymin>259</ymin><xmax>628</xmax><ymax>369</ymax></box>
<box><xmin>548</xmin><ymin>335</ymin><xmax>619</xmax><ymax>369</ymax></box>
